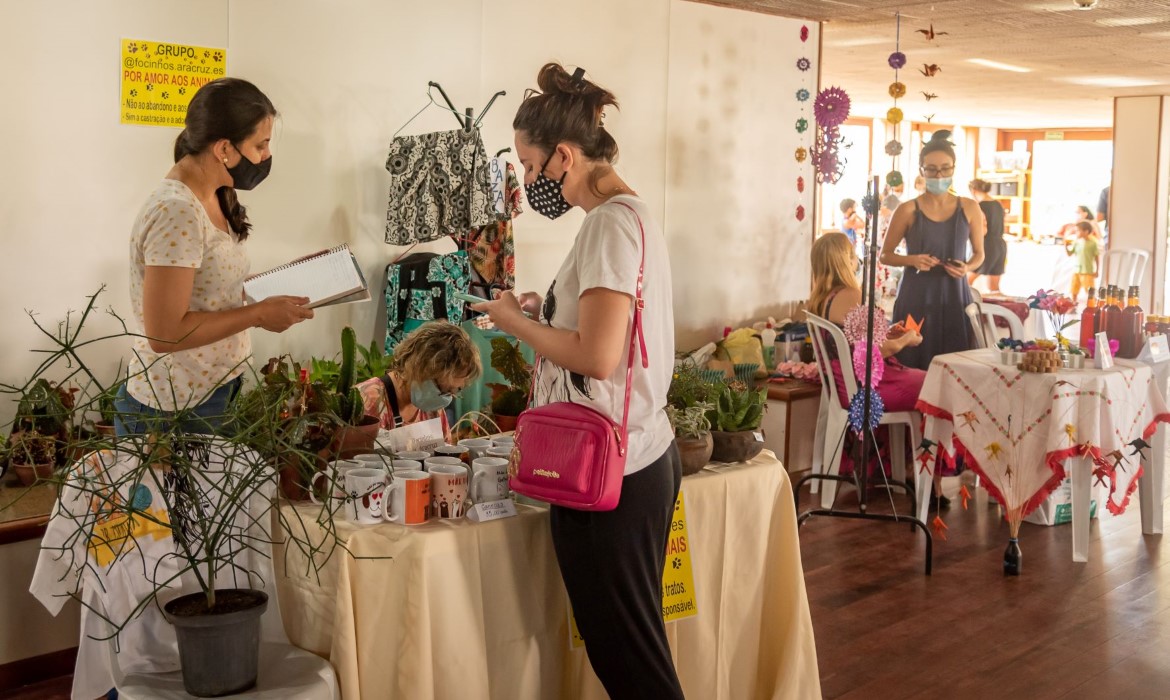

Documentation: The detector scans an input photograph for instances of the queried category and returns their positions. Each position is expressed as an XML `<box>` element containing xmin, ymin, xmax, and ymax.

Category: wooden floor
<box><xmin>0</xmin><ymin>674</ymin><xmax>71</xmax><ymax>700</ymax></box>
<box><xmin>799</xmin><ymin>480</ymin><xmax>1170</xmax><ymax>700</ymax></box>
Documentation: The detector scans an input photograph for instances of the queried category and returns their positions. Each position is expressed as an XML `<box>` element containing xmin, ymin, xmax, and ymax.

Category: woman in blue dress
<box><xmin>881</xmin><ymin>131</ymin><xmax>986</xmax><ymax>371</ymax></box>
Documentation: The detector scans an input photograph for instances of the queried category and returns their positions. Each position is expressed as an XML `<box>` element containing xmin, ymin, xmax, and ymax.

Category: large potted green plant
<box><xmin>486</xmin><ymin>336</ymin><xmax>532</xmax><ymax>432</ymax></box>
<box><xmin>709</xmin><ymin>380</ymin><xmax>767</xmax><ymax>463</ymax></box>
<box><xmin>667</xmin><ymin>401</ymin><xmax>714</xmax><ymax>475</ymax></box>
<box><xmin>3</xmin><ymin>288</ymin><xmax>357</xmax><ymax>696</ymax></box>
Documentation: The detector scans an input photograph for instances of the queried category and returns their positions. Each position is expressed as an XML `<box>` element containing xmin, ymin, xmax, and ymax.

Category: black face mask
<box><xmin>226</xmin><ymin>145</ymin><xmax>272</xmax><ymax>191</ymax></box>
<box><xmin>524</xmin><ymin>151</ymin><xmax>572</xmax><ymax>220</ymax></box>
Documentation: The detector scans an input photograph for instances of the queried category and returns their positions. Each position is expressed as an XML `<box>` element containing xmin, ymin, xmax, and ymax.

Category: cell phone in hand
<box><xmin>945</xmin><ymin>258</ymin><xmax>963</xmax><ymax>267</ymax></box>
<box><xmin>454</xmin><ymin>291</ymin><xmax>489</xmax><ymax>304</ymax></box>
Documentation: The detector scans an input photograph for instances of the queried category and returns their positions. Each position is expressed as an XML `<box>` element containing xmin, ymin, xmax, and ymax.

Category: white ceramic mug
<box><xmin>391</xmin><ymin>459</ymin><xmax>423</xmax><ymax>473</ymax></box>
<box><xmin>492</xmin><ymin>435</ymin><xmax>515</xmax><ymax>449</ymax></box>
<box><xmin>344</xmin><ymin>467</ymin><xmax>392</xmax><ymax>524</ymax></box>
<box><xmin>470</xmin><ymin>457</ymin><xmax>510</xmax><ymax>504</ymax></box>
<box><xmin>396</xmin><ymin>450</ymin><xmax>432</xmax><ymax>463</ymax></box>
<box><xmin>353</xmin><ymin>453</ymin><xmax>391</xmax><ymax>472</ymax></box>
<box><xmin>458</xmin><ymin>438</ymin><xmax>494</xmax><ymax>462</ymax></box>
<box><xmin>384</xmin><ymin>470</ymin><xmax>431</xmax><ymax>525</ymax></box>
<box><xmin>485</xmin><ymin>446</ymin><xmax>513</xmax><ymax>460</ymax></box>
<box><xmin>310</xmin><ymin>459</ymin><xmax>362</xmax><ymax>505</ymax></box>
<box><xmin>428</xmin><ymin>464</ymin><xmax>470</xmax><ymax>519</ymax></box>
<box><xmin>425</xmin><ymin>456</ymin><xmax>468</xmax><ymax>477</ymax></box>
<box><xmin>433</xmin><ymin>444</ymin><xmax>471</xmax><ymax>465</ymax></box>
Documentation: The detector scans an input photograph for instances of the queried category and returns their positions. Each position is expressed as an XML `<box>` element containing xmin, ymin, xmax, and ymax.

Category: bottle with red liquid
<box><xmin>1079</xmin><ymin>287</ymin><xmax>1097</xmax><ymax>350</ymax></box>
<box><xmin>1099</xmin><ymin>286</ymin><xmax>1123</xmax><ymax>357</ymax></box>
<box><xmin>1094</xmin><ymin>286</ymin><xmax>1108</xmax><ymax>335</ymax></box>
<box><xmin>1121</xmin><ymin>285</ymin><xmax>1145</xmax><ymax>359</ymax></box>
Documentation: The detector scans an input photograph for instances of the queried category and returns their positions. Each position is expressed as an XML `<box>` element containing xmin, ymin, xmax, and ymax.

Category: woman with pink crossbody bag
<box><xmin>472</xmin><ymin>63</ymin><xmax>684</xmax><ymax>699</ymax></box>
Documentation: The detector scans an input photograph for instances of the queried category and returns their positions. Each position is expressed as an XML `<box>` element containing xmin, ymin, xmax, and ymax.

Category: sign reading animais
<box><xmin>121</xmin><ymin>39</ymin><xmax>226</xmax><ymax>127</ymax></box>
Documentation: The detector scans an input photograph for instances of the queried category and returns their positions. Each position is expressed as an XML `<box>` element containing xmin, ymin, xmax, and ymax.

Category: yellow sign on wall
<box><xmin>120</xmin><ymin>38</ymin><xmax>226</xmax><ymax>127</ymax></box>
<box><xmin>569</xmin><ymin>492</ymin><xmax>698</xmax><ymax>649</ymax></box>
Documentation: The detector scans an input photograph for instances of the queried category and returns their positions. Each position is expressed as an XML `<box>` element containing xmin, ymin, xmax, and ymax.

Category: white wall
<box><xmin>1111</xmin><ymin>96</ymin><xmax>1167</xmax><ymax>312</ymax></box>
<box><xmin>0</xmin><ymin>0</ymin><xmax>814</xmax><ymax>665</ymax></box>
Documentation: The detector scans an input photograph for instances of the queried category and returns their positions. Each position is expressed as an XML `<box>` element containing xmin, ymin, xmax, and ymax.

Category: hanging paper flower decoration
<box><xmin>797</xmin><ymin>176</ymin><xmax>805</xmax><ymax>193</ymax></box>
<box><xmin>795</xmin><ymin>205</ymin><xmax>805</xmax><ymax>221</ymax></box>
<box><xmin>796</xmin><ymin>117</ymin><xmax>809</xmax><ymax>133</ymax></box>
<box><xmin>801</xmin><ymin>25</ymin><xmax>810</xmax><ymax>42</ymax></box>
<box><xmin>886</xmin><ymin>170</ymin><xmax>904</xmax><ymax>187</ymax></box>
<box><xmin>885</xmin><ymin>139</ymin><xmax>903</xmax><ymax>156</ymax></box>
<box><xmin>888</xmin><ymin>81</ymin><xmax>907</xmax><ymax>99</ymax></box>
<box><xmin>810</xmin><ymin>131</ymin><xmax>847</xmax><ymax>184</ymax></box>
<box><xmin>848</xmin><ymin>389</ymin><xmax>885</xmax><ymax>434</ymax></box>
<box><xmin>886</xmin><ymin>107</ymin><xmax>904</xmax><ymax>124</ymax></box>
<box><xmin>843</xmin><ymin>305</ymin><xmax>890</xmax><ymax>345</ymax></box>
<box><xmin>795</xmin><ymin>147</ymin><xmax>808</xmax><ymax>163</ymax></box>
<box><xmin>796</xmin><ymin>88</ymin><xmax>810</xmax><ymax>102</ymax></box>
<box><xmin>813</xmin><ymin>86</ymin><xmax>851</xmax><ymax>128</ymax></box>
<box><xmin>888</xmin><ymin>51</ymin><xmax>907</xmax><ymax>69</ymax></box>
<box><xmin>861</xmin><ymin>194</ymin><xmax>879</xmax><ymax>216</ymax></box>
<box><xmin>853</xmin><ymin>343</ymin><xmax>885</xmax><ymax>388</ymax></box>
<box><xmin>796</xmin><ymin>57</ymin><xmax>811</xmax><ymax>72</ymax></box>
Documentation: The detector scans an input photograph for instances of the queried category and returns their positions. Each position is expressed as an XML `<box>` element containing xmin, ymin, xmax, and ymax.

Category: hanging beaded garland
<box><xmin>848</xmin><ymin>389</ymin><xmax>885</xmax><ymax>434</ymax></box>
<box><xmin>795</xmin><ymin>146</ymin><xmax>807</xmax><ymax>163</ymax></box>
<box><xmin>810</xmin><ymin>86</ymin><xmax>851</xmax><ymax>184</ymax></box>
<box><xmin>796</xmin><ymin>117</ymin><xmax>809</xmax><ymax>133</ymax></box>
<box><xmin>886</xmin><ymin>170</ymin><xmax>904</xmax><ymax>187</ymax></box>
<box><xmin>885</xmin><ymin>139</ymin><xmax>903</xmax><ymax>156</ymax></box>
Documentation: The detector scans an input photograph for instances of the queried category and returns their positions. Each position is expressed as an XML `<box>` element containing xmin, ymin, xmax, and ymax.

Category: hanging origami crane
<box><xmin>920</xmin><ymin>64</ymin><xmax>942</xmax><ymax>77</ymax></box>
<box><xmin>1128</xmin><ymin>437</ymin><xmax>1152</xmax><ymax>459</ymax></box>
<box><xmin>1064</xmin><ymin>424</ymin><xmax>1077</xmax><ymax>443</ymax></box>
<box><xmin>924</xmin><ymin>114</ymin><xmax>936</xmax><ymax>123</ymax></box>
<box><xmin>931</xmin><ymin>514</ymin><xmax>949</xmax><ymax>540</ymax></box>
<box><xmin>985</xmin><ymin>442</ymin><xmax>1004</xmax><ymax>460</ymax></box>
<box><xmin>1093</xmin><ymin>466</ymin><xmax>1110</xmax><ymax>488</ymax></box>
<box><xmin>917</xmin><ymin>450</ymin><xmax>934</xmax><ymax>473</ymax></box>
<box><xmin>916</xmin><ymin>23</ymin><xmax>950</xmax><ymax>40</ymax></box>
<box><xmin>1103</xmin><ymin>450</ymin><xmax>1126</xmax><ymax>470</ymax></box>
<box><xmin>959</xmin><ymin>484</ymin><xmax>972</xmax><ymax>510</ymax></box>
<box><xmin>957</xmin><ymin>411</ymin><xmax>980</xmax><ymax>430</ymax></box>
<box><xmin>921</xmin><ymin>91</ymin><xmax>938</xmax><ymax>101</ymax></box>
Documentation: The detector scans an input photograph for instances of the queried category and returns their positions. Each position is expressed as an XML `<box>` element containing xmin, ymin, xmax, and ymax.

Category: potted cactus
<box><xmin>329</xmin><ymin>326</ymin><xmax>381</xmax><ymax>459</ymax></box>
<box><xmin>708</xmin><ymin>380</ymin><xmax>767</xmax><ymax>463</ymax></box>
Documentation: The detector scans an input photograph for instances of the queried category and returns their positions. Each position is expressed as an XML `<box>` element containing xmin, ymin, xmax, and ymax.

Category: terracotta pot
<box><xmin>277</xmin><ymin>448</ymin><xmax>330</xmax><ymax>502</ymax></box>
<box><xmin>332</xmin><ymin>415</ymin><xmax>381</xmax><ymax>460</ymax></box>
<box><xmin>13</xmin><ymin>462</ymin><xmax>55</xmax><ymax>487</ymax></box>
<box><xmin>95</xmin><ymin>421</ymin><xmax>116</xmax><ymax>437</ymax></box>
<box><xmin>710</xmin><ymin>430</ymin><xmax>765</xmax><ymax>464</ymax></box>
<box><xmin>676</xmin><ymin>434</ymin><xmax>713</xmax><ymax>476</ymax></box>
<box><xmin>493</xmin><ymin>414</ymin><xmax>519</xmax><ymax>433</ymax></box>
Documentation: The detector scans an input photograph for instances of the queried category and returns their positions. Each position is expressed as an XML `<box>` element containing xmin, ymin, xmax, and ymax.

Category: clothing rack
<box><xmin>427</xmin><ymin>81</ymin><xmax>507</xmax><ymax>130</ymax></box>
<box><xmin>793</xmin><ymin>175</ymin><xmax>934</xmax><ymax>576</ymax></box>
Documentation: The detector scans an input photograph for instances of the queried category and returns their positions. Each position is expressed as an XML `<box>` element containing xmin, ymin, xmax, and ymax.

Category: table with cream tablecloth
<box><xmin>275</xmin><ymin>451</ymin><xmax>821</xmax><ymax>700</ymax></box>
<box><xmin>916</xmin><ymin>349</ymin><xmax>1169</xmax><ymax>561</ymax></box>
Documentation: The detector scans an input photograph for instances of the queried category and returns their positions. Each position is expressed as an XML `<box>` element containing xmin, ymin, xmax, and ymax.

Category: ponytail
<box><xmin>216</xmin><ymin>187</ymin><xmax>251</xmax><ymax>238</ymax></box>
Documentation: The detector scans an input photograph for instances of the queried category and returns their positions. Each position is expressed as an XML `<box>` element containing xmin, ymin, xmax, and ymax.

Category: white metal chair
<box><xmin>1102</xmin><ymin>247</ymin><xmax>1150</xmax><ymax>289</ymax></box>
<box><xmin>805</xmin><ymin>313</ymin><xmax>926</xmax><ymax>514</ymax></box>
<box><xmin>964</xmin><ymin>301</ymin><xmax>1027</xmax><ymax>349</ymax></box>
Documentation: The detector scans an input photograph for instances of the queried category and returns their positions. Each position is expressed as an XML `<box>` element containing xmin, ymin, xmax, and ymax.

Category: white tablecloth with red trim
<box><xmin>916</xmin><ymin>349</ymin><xmax>1170</xmax><ymax>520</ymax></box>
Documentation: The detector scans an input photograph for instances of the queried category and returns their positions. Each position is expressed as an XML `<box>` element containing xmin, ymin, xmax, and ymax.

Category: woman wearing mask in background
<box><xmin>356</xmin><ymin>321</ymin><xmax>481</xmax><ymax>432</ymax></box>
<box><xmin>881</xmin><ymin>130</ymin><xmax>986</xmax><ymax>371</ymax></box>
<box><xmin>475</xmin><ymin>63</ymin><xmax>684</xmax><ymax>699</ymax></box>
<box><xmin>116</xmin><ymin>78</ymin><xmax>314</xmax><ymax>436</ymax></box>
<box><xmin>967</xmin><ymin>179</ymin><xmax>1007</xmax><ymax>293</ymax></box>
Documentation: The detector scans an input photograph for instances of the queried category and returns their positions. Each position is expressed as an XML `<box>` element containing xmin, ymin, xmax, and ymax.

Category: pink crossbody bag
<box><xmin>508</xmin><ymin>202</ymin><xmax>649</xmax><ymax>511</ymax></box>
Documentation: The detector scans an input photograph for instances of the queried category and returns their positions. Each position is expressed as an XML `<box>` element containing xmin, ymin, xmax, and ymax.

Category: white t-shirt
<box><xmin>127</xmin><ymin>180</ymin><xmax>251</xmax><ymax>410</ymax></box>
<box><xmin>534</xmin><ymin>195</ymin><xmax>675</xmax><ymax>475</ymax></box>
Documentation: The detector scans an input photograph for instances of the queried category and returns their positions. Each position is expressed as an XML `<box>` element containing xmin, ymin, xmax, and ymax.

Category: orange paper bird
<box><xmin>1064</xmin><ymin>424</ymin><xmax>1077</xmax><ymax>442</ymax></box>
<box><xmin>916</xmin><ymin>23</ymin><xmax>950</xmax><ymax>41</ymax></box>
<box><xmin>985</xmin><ymin>442</ymin><xmax>1003</xmax><ymax>460</ymax></box>
<box><xmin>920</xmin><ymin>63</ymin><xmax>942</xmax><ymax>77</ymax></box>
<box><xmin>959</xmin><ymin>484</ymin><xmax>972</xmax><ymax>510</ymax></box>
<box><xmin>931</xmin><ymin>514</ymin><xmax>949</xmax><ymax>541</ymax></box>
<box><xmin>957</xmin><ymin>410</ymin><xmax>980</xmax><ymax>429</ymax></box>
<box><xmin>921</xmin><ymin>91</ymin><xmax>938</xmax><ymax>101</ymax></box>
<box><xmin>904</xmin><ymin>314</ymin><xmax>924</xmax><ymax>334</ymax></box>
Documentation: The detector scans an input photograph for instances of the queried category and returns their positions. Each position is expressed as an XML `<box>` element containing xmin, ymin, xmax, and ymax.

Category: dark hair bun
<box><xmin>514</xmin><ymin>63</ymin><xmax>620</xmax><ymax>164</ymax></box>
<box><xmin>930</xmin><ymin>130</ymin><xmax>953</xmax><ymax>144</ymax></box>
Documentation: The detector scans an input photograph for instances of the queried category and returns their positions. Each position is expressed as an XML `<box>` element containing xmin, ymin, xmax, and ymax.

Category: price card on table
<box><xmin>1138</xmin><ymin>334</ymin><xmax>1170</xmax><ymax>364</ymax></box>
<box><xmin>465</xmin><ymin>499</ymin><xmax>517</xmax><ymax>522</ymax></box>
<box><xmin>1095</xmin><ymin>331</ymin><xmax>1114</xmax><ymax>370</ymax></box>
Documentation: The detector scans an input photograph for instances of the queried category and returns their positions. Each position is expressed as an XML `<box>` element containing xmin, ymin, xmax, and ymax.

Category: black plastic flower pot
<box><xmin>163</xmin><ymin>588</ymin><xmax>268</xmax><ymax>697</ymax></box>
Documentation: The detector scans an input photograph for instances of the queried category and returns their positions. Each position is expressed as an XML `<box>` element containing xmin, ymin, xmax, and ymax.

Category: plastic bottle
<box><xmin>1079</xmin><ymin>287</ymin><xmax>1097</xmax><ymax>350</ymax></box>
<box><xmin>1121</xmin><ymin>285</ymin><xmax>1145</xmax><ymax>359</ymax></box>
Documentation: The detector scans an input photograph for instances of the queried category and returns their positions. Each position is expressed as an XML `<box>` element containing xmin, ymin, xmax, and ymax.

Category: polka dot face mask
<box><xmin>524</xmin><ymin>150</ymin><xmax>572</xmax><ymax>220</ymax></box>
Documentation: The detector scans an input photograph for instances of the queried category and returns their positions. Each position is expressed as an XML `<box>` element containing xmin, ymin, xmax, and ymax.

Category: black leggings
<box><xmin>550</xmin><ymin>444</ymin><xmax>685</xmax><ymax>700</ymax></box>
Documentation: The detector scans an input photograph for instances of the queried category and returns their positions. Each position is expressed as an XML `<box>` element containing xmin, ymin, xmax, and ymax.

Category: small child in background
<box><xmin>1066</xmin><ymin>220</ymin><xmax>1100</xmax><ymax>302</ymax></box>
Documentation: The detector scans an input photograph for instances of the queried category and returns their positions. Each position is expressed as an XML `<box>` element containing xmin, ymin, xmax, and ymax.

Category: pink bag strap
<box><xmin>528</xmin><ymin>201</ymin><xmax>649</xmax><ymax>456</ymax></box>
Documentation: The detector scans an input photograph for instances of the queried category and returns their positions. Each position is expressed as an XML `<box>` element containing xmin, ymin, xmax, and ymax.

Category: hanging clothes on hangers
<box><xmin>384</xmin><ymin>127</ymin><xmax>496</xmax><ymax>245</ymax></box>
<box><xmin>460</xmin><ymin>153</ymin><xmax>522</xmax><ymax>305</ymax></box>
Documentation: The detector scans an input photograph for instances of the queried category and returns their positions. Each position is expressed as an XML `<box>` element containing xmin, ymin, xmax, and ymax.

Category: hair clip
<box><xmin>571</xmin><ymin>67</ymin><xmax>586</xmax><ymax>85</ymax></box>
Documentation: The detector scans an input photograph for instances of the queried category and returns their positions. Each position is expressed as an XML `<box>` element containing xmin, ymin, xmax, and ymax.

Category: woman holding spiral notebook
<box><xmin>115</xmin><ymin>78</ymin><xmax>314</xmax><ymax>435</ymax></box>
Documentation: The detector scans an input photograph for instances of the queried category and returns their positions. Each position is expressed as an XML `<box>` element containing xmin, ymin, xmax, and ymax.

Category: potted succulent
<box><xmin>668</xmin><ymin>401</ymin><xmax>714</xmax><ymax>475</ymax></box>
<box><xmin>8</xmin><ymin>378</ymin><xmax>73</xmax><ymax>485</ymax></box>
<box><xmin>486</xmin><ymin>337</ymin><xmax>532</xmax><ymax>433</ymax></box>
<box><xmin>709</xmin><ymin>380</ymin><xmax>767</xmax><ymax>463</ymax></box>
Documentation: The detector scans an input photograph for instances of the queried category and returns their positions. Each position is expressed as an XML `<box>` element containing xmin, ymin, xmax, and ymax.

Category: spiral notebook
<box><xmin>244</xmin><ymin>244</ymin><xmax>370</xmax><ymax>309</ymax></box>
